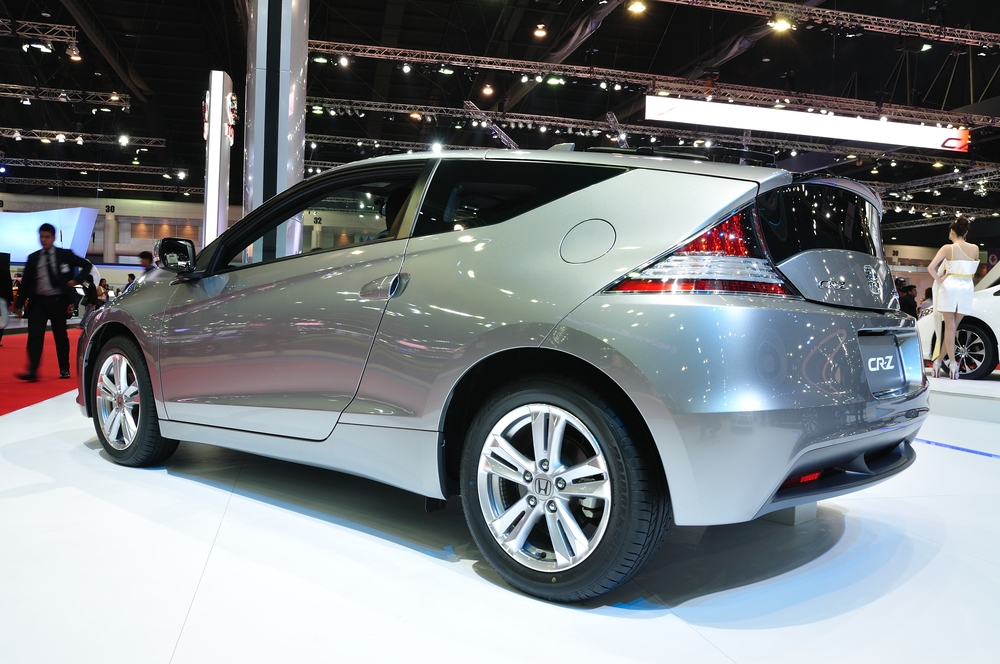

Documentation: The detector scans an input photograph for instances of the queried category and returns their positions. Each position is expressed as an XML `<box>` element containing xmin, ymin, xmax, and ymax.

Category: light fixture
<box><xmin>55</xmin><ymin>133</ymin><xmax>66</xmax><ymax>143</ymax></box>
<box><xmin>790</xmin><ymin>149</ymin><xmax>798</xmax><ymax>156</ymax></box>
<box><xmin>13</xmin><ymin>131</ymin><xmax>21</xmax><ymax>141</ymax></box>
<box><xmin>40</xmin><ymin>137</ymin><xmax>51</xmax><ymax>143</ymax></box>
<box><xmin>21</xmin><ymin>97</ymin><xmax>31</xmax><ymax>106</ymax></box>
<box><xmin>439</xmin><ymin>66</ymin><xmax>454</xmax><ymax>75</ymax></box>
<box><xmin>76</xmin><ymin>136</ymin><xmax>84</xmax><ymax>145</ymax></box>
<box><xmin>163</xmin><ymin>173</ymin><xmax>172</xmax><ymax>179</ymax></box>
<box><xmin>535</xmin><ymin>74</ymin><xmax>543</xmax><ymax>83</ymax></box>
<box><xmin>177</xmin><ymin>170</ymin><xmax>187</xmax><ymax>180</ymax></box>
<box><xmin>482</xmin><ymin>84</ymin><xmax>493</xmax><ymax>95</ymax></box>
<box><xmin>846</xmin><ymin>154</ymin><xmax>857</xmax><ymax>159</ymax></box>
<box><xmin>183</xmin><ymin>191</ymin><xmax>190</xmax><ymax>196</ymax></box>
<box><xmin>534</xmin><ymin>24</ymin><xmax>547</xmax><ymax>38</ymax></box>
<box><xmin>890</xmin><ymin>159</ymin><xmax>897</xmax><ymax>166</ymax></box>
<box><xmin>613</xmin><ymin>83</ymin><xmax>622</xmax><ymax>91</ymax></box>
<box><xmin>871</xmin><ymin>167</ymin><xmax>879</xmax><ymax>174</ymax></box>
<box><xmin>100</xmin><ymin>107</ymin><xmax>111</xmax><ymax>112</ymax></box>
<box><xmin>67</xmin><ymin>42</ymin><xmax>81</xmax><ymax>61</ymax></box>
<box><xmin>338</xmin><ymin>55</ymin><xmax>349</xmax><ymax>66</ymax></box>
<box><xmin>540</xmin><ymin>126</ymin><xmax>547</xmax><ymax>132</ymax></box>
<box><xmin>768</xmin><ymin>16</ymin><xmax>792</xmax><ymax>31</ymax></box>
<box><xmin>402</xmin><ymin>63</ymin><xmax>411</xmax><ymax>73</ymax></box>
<box><xmin>922</xmin><ymin>43</ymin><xmax>933</xmax><ymax>51</ymax></box>
<box><xmin>521</xmin><ymin>74</ymin><xmax>529</xmax><ymax>83</ymax></box>
<box><xmin>409</xmin><ymin>111</ymin><xmax>422</xmax><ymax>120</ymax></box>
<box><xmin>80</xmin><ymin>170</ymin><xmax>87</xmax><ymax>175</ymax></box>
<box><xmin>312</xmin><ymin>56</ymin><xmax>328</xmax><ymax>64</ymax></box>
<box><xmin>627</xmin><ymin>1</ymin><xmax>646</xmax><ymax>12</ymax></box>
<box><xmin>431</xmin><ymin>142</ymin><xmax>442</xmax><ymax>152</ymax></box>
<box><xmin>0</xmin><ymin>166</ymin><xmax>5</xmax><ymax>174</ymax></box>
<box><xmin>310</xmin><ymin>141</ymin><xmax>317</xmax><ymax>149</ymax></box>
<box><xmin>118</xmin><ymin>135</ymin><xmax>129</xmax><ymax>146</ymax></box>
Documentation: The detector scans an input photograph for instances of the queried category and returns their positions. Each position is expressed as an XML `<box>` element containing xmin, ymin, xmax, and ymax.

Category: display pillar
<box><xmin>245</xmin><ymin>0</ymin><xmax>308</xmax><ymax>261</ymax></box>
<box><xmin>203</xmin><ymin>70</ymin><xmax>234</xmax><ymax>248</ymax></box>
<box><xmin>102</xmin><ymin>212</ymin><xmax>117</xmax><ymax>263</ymax></box>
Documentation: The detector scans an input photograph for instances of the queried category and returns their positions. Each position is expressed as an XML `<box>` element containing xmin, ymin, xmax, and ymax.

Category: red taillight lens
<box><xmin>780</xmin><ymin>471</ymin><xmax>823</xmax><ymax>490</ymax></box>
<box><xmin>609</xmin><ymin>206</ymin><xmax>794</xmax><ymax>296</ymax></box>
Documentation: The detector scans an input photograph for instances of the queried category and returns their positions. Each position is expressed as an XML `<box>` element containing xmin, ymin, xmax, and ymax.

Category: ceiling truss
<box><xmin>0</xmin><ymin>176</ymin><xmax>201</xmax><ymax>195</ymax></box>
<box><xmin>0</xmin><ymin>158</ymin><xmax>185</xmax><ymax>177</ymax></box>
<box><xmin>0</xmin><ymin>20</ymin><xmax>79</xmax><ymax>44</ymax></box>
<box><xmin>654</xmin><ymin>0</ymin><xmax>1000</xmax><ymax>49</ymax></box>
<box><xmin>308</xmin><ymin>40</ymin><xmax>998</xmax><ymax>127</ymax></box>
<box><xmin>0</xmin><ymin>83</ymin><xmax>129</xmax><ymax>107</ymax></box>
<box><xmin>0</xmin><ymin>127</ymin><xmax>165</xmax><ymax>147</ymax></box>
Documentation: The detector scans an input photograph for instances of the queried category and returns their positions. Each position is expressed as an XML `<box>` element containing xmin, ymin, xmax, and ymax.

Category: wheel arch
<box><xmin>439</xmin><ymin>346</ymin><xmax>667</xmax><ymax>499</ymax></box>
<box><xmin>82</xmin><ymin>321</ymin><xmax>147</xmax><ymax>418</ymax></box>
<box><xmin>962</xmin><ymin>315</ymin><xmax>1000</xmax><ymax>353</ymax></box>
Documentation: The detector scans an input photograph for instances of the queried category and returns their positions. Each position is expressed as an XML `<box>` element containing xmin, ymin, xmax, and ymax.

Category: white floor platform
<box><xmin>2</xmin><ymin>393</ymin><xmax>999</xmax><ymax>663</ymax></box>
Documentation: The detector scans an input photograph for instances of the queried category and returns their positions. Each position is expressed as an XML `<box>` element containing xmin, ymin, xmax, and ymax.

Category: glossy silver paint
<box><xmin>76</xmin><ymin>150</ymin><xmax>927</xmax><ymax>526</ymax></box>
<box><xmin>778</xmin><ymin>249</ymin><xmax>895</xmax><ymax>309</ymax></box>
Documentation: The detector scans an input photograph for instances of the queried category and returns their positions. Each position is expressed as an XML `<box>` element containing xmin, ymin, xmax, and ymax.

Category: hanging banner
<box><xmin>645</xmin><ymin>96</ymin><xmax>969</xmax><ymax>152</ymax></box>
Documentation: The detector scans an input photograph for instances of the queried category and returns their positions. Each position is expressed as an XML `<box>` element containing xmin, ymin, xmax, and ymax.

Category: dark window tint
<box><xmin>756</xmin><ymin>184</ymin><xmax>881</xmax><ymax>263</ymax></box>
<box><xmin>413</xmin><ymin>160</ymin><xmax>625</xmax><ymax>237</ymax></box>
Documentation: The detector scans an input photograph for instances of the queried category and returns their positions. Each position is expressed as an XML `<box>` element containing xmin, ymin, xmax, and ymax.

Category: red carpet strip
<box><xmin>0</xmin><ymin>329</ymin><xmax>83</xmax><ymax>416</ymax></box>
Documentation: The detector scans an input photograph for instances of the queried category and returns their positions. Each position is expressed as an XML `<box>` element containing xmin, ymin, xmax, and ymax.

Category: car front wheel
<box><xmin>460</xmin><ymin>377</ymin><xmax>669</xmax><ymax>602</ymax></box>
<box><xmin>92</xmin><ymin>335</ymin><xmax>178</xmax><ymax>466</ymax></box>
<box><xmin>955</xmin><ymin>321</ymin><xmax>998</xmax><ymax>380</ymax></box>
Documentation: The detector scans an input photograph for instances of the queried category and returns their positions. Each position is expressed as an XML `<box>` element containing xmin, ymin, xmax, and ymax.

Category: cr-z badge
<box><xmin>864</xmin><ymin>265</ymin><xmax>882</xmax><ymax>296</ymax></box>
<box><xmin>819</xmin><ymin>279</ymin><xmax>849</xmax><ymax>290</ymax></box>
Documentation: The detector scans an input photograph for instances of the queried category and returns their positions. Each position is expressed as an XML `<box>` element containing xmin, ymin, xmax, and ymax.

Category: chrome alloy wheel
<box><xmin>476</xmin><ymin>404</ymin><xmax>612</xmax><ymax>572</ymax></box>
<box><xmin>95</xmin><ymin>353</ymin><xmax>142</xmax><ymax>450</ymax></box>
<box><xmin>955</xmin><ymin>328</ymin><xmax>988</xmax><ymax>376</ymax></box>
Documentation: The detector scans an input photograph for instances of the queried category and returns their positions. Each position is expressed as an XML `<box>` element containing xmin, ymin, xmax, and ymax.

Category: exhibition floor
<box><xmin>2</xmin><ymin>393</ymin><xmax>999</xmax><ymax>663</ymax></box>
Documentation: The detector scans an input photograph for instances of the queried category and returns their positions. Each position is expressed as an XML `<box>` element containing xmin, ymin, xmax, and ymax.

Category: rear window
<box><xmin>756</xmin><ymin>184</ymin><xmax>881</xmax><ymax>263</ymax></box>
<box><xmin>412</xmin><ymin>160</ymin><xmax>625</xmax><ymax>237</ymax></box>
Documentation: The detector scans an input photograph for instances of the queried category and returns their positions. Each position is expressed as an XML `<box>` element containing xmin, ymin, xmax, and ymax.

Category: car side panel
<box><xmin>342</xmin><ymin>167</ymin><xmax>760</xmax><ymax>430</ymax></box>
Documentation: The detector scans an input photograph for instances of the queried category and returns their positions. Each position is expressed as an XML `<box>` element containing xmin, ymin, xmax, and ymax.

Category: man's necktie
<box><xmin>45</xmin><ymin>250</ymin><xmax>60</xmax><ymax>292</ymax></box>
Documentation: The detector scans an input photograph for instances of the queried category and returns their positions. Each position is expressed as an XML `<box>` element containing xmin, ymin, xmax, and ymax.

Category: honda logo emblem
<box><xmin>864</xmin><ymin>265</ymin><xmax>882</xmax><ymax>297</ymax></box>
<box><xmin>534</xmin><ymin>478</ymin><xmax>552</xmax><ymax>496</ymax></box>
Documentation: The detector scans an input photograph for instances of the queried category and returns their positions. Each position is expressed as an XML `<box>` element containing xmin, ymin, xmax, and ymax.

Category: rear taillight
<box><xmin>609</xmin><ymin>206</ymin><xmax>794</xmax><ymax>296</ymax></box>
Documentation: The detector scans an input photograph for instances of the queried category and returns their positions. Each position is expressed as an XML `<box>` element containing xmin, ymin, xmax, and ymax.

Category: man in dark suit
<box><xmin>13</xmin><ymin>223</ymin><xmax>93</xmax><ymax>381</ymax></box>
<box><xmin>0</xmin><ymin>252</ymin><xmax>13</xmax><ymax>347</ymax></box>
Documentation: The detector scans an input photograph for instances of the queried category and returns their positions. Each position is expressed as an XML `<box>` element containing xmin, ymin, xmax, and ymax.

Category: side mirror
<box><xmin>153</xmin><ymin>237</ymin><xmax>196</xmax><ymax>273</ymax></box>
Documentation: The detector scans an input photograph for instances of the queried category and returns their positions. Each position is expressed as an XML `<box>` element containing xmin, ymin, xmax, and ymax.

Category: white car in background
<box><xmin>917</xmin><ymin>274</ymin><xmax>1000</xmax><ymax>380</ymax></box>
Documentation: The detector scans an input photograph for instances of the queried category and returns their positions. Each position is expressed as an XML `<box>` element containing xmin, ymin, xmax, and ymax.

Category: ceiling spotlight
<box><xmin>954</xmin><ymin>167</ymin><xmax>960</xmax><ymax>173</ymax></box>
<box><xmin>922</xmin><ymin>43</ymin><xmax>933</xmax><ymax>52</ymax></box>
<box><xmin>768</xmin><ymin>16</ymin><xmax>792</xmax><ymax>31</ymax></box>
<box><xmin>13</xmin><ymin>131</ymin><xmax>21</xmax><ymax>141</ymax></box>
<box><xmin>76</xmin><ymin>136</ymin><xmax>84</xmax><ymax>145</ymax></box>
<box><xmin>55</xmin><ymin>134</ymin><xmax>66</xmax><ymax>143</ymax></box>
<box><xmin>890</xmin><ymin>160</ymin><xmax>897</xmax><ymax>167</ymax></box>
<box><xmin>534</xmin><ymin>24</ymin><xmax>547</xmax><ymax>38</ymax></box>
<box><xmin>846</xmin><ymin>154</ymin><xmax>857</xmax><ymax>159</ymax></box>
<box><xmin>21</xmin><ymin>97</ymin><xmax>31</xmax><ymax>106</ymax></box>
<box><xmin>39</xmin><ymin>137</ymin><xmax>51</xmax><ymax>144</ymax></box>
<box><xmin>540</xmin><ymin>126</ymin><xmax>547</xmax><ymax>132</ymax></box>
<box><xmin>409</xmin><ymin>111</ymin><xmax>422</xmax><ymax>120</ymax></box>
<box><xmin>704</xmin><ymin>140</ymin><xmax>712</xmax><ymax>147</ymax></box>
<box><xmin>338</xmin><ymin>55</ymin><xmax>349</xmax><ymax>66</ymax></box>
<box><xmin>163</xmin><ymin>173</ymin><xmax>172</xmax><ymax>179</ymax></box>
<box><xmin>119</xmin><ymin>135</ymin><xmax>129</xmax><ymax>146</ymax></box>
<box><xmin>600</xmin><ymin>81</ymin><xmax>607</xmax><ymax>89</ymax></box>
<box><xmin>871</xmin><ymin>167</ymin><xmax>879</xmax><ymax>174</ymax></box>
<box><xmin>627</xmin><ymin>1</ymin><xmax>646</xmax><ymax>12</ymax></box>
<box><xmin>521</xmin><ymin>74</ymin><xmax>529</xmax><ymax>83</ymax></box>
<box><xmin>932</xmin><ymin>189</ymin><xmax>941</xmax><ymax>196</ymax></box>
<box><xmin>402</xmin><ymin>63</ymin><xmax>411</xmax><ymax>73</ymax></box>
<box><xmin>0</xmin><ymin>166</ymin><xmax>5</xmax><ymax>174</ymax></box>
<box><xmin>790</xmin><ymin>149</ymin><xmax>798</xmax><ymax>156</ymax></box>
<box><xmin>310</xmin><ymin>141</ymin><xmax>317</xmax><ymax>149</ymax></box>
<box><xmin>67</xmin><ymin>42</ymin><xmax>81</xmax><ymax>61</ymax></box>
<box><xmin>431</xmin><ymin>142</ymin><xmax>442</xmax><ymax>152</ymax></box>
<box><xmin>100</xmin><ymin>107</ymin><xmax>111</xmax><ymax>112</ymax></box>
<box><xmin>482</xmin><ymin>84</ymin><xmax>493</xmax><ymax>96</ymax></box>
<box><xmin>177</xmin><ymin>170</ymin><xmax>187</xmax><ymax>180</ymax></box>
<box><xmin>439</xmin><ymin>66</ymin><xmax>454</xmax><ymax>75</ymax></box>
<box><xmin>313</xmin><ymin>56</ymin><xmax>328</xmax><ymax>64</ymax></box>
<box><xmin>613</xmin><ymin>83</ymin><xmax>622</xmax><ymax>91</ymax></box>
<box><xmin>535</xmin><ymin>74</ymin><xmax>543</xmax><ymax>83</ymax></box>
<box><xmin>183</xmin><ymin>192</ymin><xmax>190</xmax><ymax>196</ymax></box>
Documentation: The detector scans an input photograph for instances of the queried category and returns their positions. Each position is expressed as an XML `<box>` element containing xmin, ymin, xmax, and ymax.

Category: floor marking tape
<box><xmin>914</xmin><ymin>438</ymin><xmax>1000</xmax><ymax>460</ymax></box>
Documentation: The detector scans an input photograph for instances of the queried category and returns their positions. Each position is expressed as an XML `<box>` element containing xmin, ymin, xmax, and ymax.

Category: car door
<box><xmin>157</xmin><ymin>162</ymin><xmax>430</xmax><ymax>440</ymax></box>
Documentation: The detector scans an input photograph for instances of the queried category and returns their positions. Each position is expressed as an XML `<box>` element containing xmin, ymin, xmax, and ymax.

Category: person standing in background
<box><xmin>13</xmin><ymin>223</ymin><xmax>93</xmax><ymax>381</ymax></box>
<box><xmin>899</xmin><ymin>284</ymin><xmax>919</xmax><ymax>317</ymax></box>
<box><xmin>97</xmin><ymin>277</ymin><xmax>110</xmax><ymax>304</ymax></box>
<box><xmin>928</xmin><ymin>216</ymin><xmax>980</xmax><ymax>379</ymax></box>
<box><xmin>81</xmin><ymin>274</ymin><xmax>99</xmax><ymax>320</ymax></box>
<box><xmin>0</xmin><ymin>252</ymin><xmax>13</xmax><ymax>347</ymax></box>
<box><xmin>139</xmin><ymin>251</ymin><xmax>154</xmax><ymax>272</ymax></box>
<box><xmin>918</xmin><ymin>287</ymin><xmax>933</xmax><ymax>316</ymax></box>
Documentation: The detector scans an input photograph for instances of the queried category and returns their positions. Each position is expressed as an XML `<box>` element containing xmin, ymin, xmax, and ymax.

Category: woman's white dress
<box><xmin>935</xmin><ymin>244</ymin><xmax>980</xmax><ymax>314</ymax></box>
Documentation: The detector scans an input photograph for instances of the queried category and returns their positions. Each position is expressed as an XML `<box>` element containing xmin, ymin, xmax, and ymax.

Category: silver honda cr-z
<box><xmin>77</xmin><ymin>149</ymin><xmax>928</xmax><ymax>602</ymax></box>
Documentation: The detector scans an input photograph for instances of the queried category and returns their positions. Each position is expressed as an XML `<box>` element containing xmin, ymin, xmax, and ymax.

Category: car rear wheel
<box><xmin>955</xmin><ymin>321</ymin><xmax>998</xmax><ymax>380</ymax></box>
<box><xmin>460</xmin><ymin>377</ymin><xmax>669</xmax><ymax>602</ymax></box>
<box><xmin>92</xmin><ymin>336</ymin><xmax>179</xmax><ymax>466</ymax></box>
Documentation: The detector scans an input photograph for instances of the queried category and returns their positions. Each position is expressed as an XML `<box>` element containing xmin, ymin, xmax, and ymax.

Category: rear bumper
<box><xmin>548</xmin><ymin>293</ymin><xmax>929</xmax><ymax>525</ymax></box>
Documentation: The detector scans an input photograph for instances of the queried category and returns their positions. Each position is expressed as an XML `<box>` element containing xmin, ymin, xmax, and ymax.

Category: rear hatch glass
<box><xmin>757</xmin><ymin>183</ymin><xmax>894</xmax><ymax>310</ymax></box>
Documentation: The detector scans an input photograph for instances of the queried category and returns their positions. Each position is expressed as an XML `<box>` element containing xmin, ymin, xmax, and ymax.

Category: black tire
<box><xmin>91</xmin><ymin>335</ymin><xmax>179</xmax><ymax>466</ymax></box>
<box><xmin>956</xmin><ymin>321</ymin><xmax>998</xmax><ymax>380</ymax></box>
<box><xmin>459</xmin><ymin>376</ymin><xmax>669</xmax><ymax>602</ymax></box>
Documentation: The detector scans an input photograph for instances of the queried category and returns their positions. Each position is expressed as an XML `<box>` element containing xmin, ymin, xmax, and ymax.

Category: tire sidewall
<box><xmin>91</xmin><ymin>337</ymin><xmax>159</xmax><ymax>464</ymax></box>
<box><xmin>958</xmin><ymin>321</ymin><xmax>998</xmax><ymax>380</ymax></box>
<box><xmin>460</xmin><ymin>378</ymin><xmax>639</xmax><ymax>596</ymax></box>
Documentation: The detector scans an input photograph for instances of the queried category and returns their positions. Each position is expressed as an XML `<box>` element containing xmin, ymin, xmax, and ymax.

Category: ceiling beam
<box><xmin>653</xmin><ymin>0</ymin><xmax>1000</xmax><ymax>49</ymax></box>
<box><xmin>308</xmin><ymin>40</ymin><xmax>999</xmax><ymax>127</ymax></box>
<box><xmin>0</xmin><ymin>127</ymin><xmax>166</xmax><ymax>147</ymax></box>
<box><xmin>883</xmin><ymin>206</ymin><xmax>999</xmax><ymax>229</ymax></box>
<box><xmin>0</xmin><ymin>158</ymin><xmax>186</xmax><ymax>177</ymax></box>
<box><xmin>0</xmin><ymin>20</ymin><xmax>79</xmax><ymax>44</ymax></box>
<box><xmin>0</xmin><ymin>176</ymin><xmax>202</xmax><ymax>195</ymax></box>
<box><xmin>0</xmin><ymin>83</ymin><xmax>129</xmax><ymax>107</ymax></box>
<box><xmin>871</xmin><ymin>166</ymin><xmax>1000</xmax><ymax>194</ymax></box>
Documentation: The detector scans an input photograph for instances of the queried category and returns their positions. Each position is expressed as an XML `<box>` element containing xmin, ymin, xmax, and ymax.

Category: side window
<box><xmin>412</xmin><ymin>160</ymin><xmax>625</xmax><ymax>237</ymax></box>
<box><xmin>225</xmin><ymin>174</ymin><xmax>418</xmax><ymax>268</ymax></box>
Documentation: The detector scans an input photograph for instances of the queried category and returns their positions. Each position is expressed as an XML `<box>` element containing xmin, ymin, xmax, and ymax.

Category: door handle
<box><xmin>359</xmin><ymin>273</ymin><xmax>410</xmax><ymax>300</ymax></box>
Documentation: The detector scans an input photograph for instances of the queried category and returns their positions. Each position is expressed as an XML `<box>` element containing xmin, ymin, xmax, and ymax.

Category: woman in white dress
<box><xmin>927</xmin><ymin>217</ymin><xmax>980</xmax><ymax>378</ymax></box>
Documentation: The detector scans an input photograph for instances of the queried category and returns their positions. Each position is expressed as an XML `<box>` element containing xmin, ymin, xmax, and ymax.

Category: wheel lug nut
<box><xmin>523</xmin><ymin>471</ymin><xmax>532</xmax><ymax>483</ymax></box>
<box><xmin>527</xmin><ymin>496</ymin><xmax>537</xmax><ymax>507</ymax></box>
<box><xmin>539</xmin><ymin>459</ymin><xmax>549</xmax><ymax>472</ymax></box>
<box><xmin>547</xmin><ymin>500</ymin><xmax>557</xmax><ymax>513</ymax></box>
<box><xmin>555</xmin><ymin>478</ymin><xmax>566</xmax><ymax>490</ymax></box>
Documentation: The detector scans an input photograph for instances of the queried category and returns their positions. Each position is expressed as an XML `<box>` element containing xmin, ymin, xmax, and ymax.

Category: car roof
<box><xmin>338</xmin><ymin>148</ymin><xmax>794</xmax><ymax>191</ymax></box>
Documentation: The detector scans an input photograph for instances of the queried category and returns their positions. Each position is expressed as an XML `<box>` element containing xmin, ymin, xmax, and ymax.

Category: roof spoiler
<box><xmin>548</xmin><ymin>143</ymin><xmax>576</xmax><ymax>152</ymax></box>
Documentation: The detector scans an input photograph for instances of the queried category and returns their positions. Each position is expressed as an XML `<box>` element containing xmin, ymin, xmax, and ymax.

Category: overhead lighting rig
<box><xmin>308</xmin><ymin>40</ymin><xmax>998</xmax><ymax>128</ymax></box>
<box><xmin>0</xmin><ymin>127</ymin><xmax>165</xmax><ymax>147</ymax></box>
<box><xmin>0</xmin><ymin>83</ymin><xmax>129</xmax><ymax>107</ymax></box>
<box><xmin>0</xmin><ymin>176</ymin><xmax>202</xmax><ymax>196</ymax></box>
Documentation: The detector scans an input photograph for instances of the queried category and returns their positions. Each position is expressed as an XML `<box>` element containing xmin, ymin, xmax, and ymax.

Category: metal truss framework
<box><xmin>0</xmin><ymin>176</ymin><xmax>202</xmax><ymax>195</ymax></box>
<box><xmin>883</xmin><ymin>207</ymin><xmax>1000</xmax><ymax>229</ymax></box>
<box><xmin>306</xmin><ymin>97</ymin><xmax>978</xmax><ymax>167</ymax></box>
<box><xmin>871</xmin><ymin>166</ymin><xmax>1000</xmax><ymax>195</ymax></box>
<box><xmin>0</xmin><ymin>127</ymin><xmax>165</xmax><ymax>148</ymax></box>
<box><xmin>0</xmin><ymin>158</ymin><xmax>186</xmax><ymax>177</ymax></box>
<box><xmin>308</xmin><ymin>40</ymin><xmax>998</xmax><ymax>127</ymax></box>
<box><xmin>306</xmin><ymin>134</ymin><xmax>452</xmax><ymax>152</ymax></box>
<box><xmin>463</xmin><ymin>100</ymin><xmax>518</xmax><ymax>149</ymax></box>
<box><xmin>655</xmin><ymin>0</ymin><xmax>1000</xmax><ymax>49</ymax></box>
<box><xmin>0</xmin><ymin>20</ymin><xmax>79</xmax><ymax>44</ymax></box>
<box><xmin>0</xmin><ymin>83</ymin><xmax>129</xmax><ymax>107</ymax></box>
<box><xmin>304</xmin><ymin>160</ymin><xmax>345</xmax><ymax>171</ymax></box>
